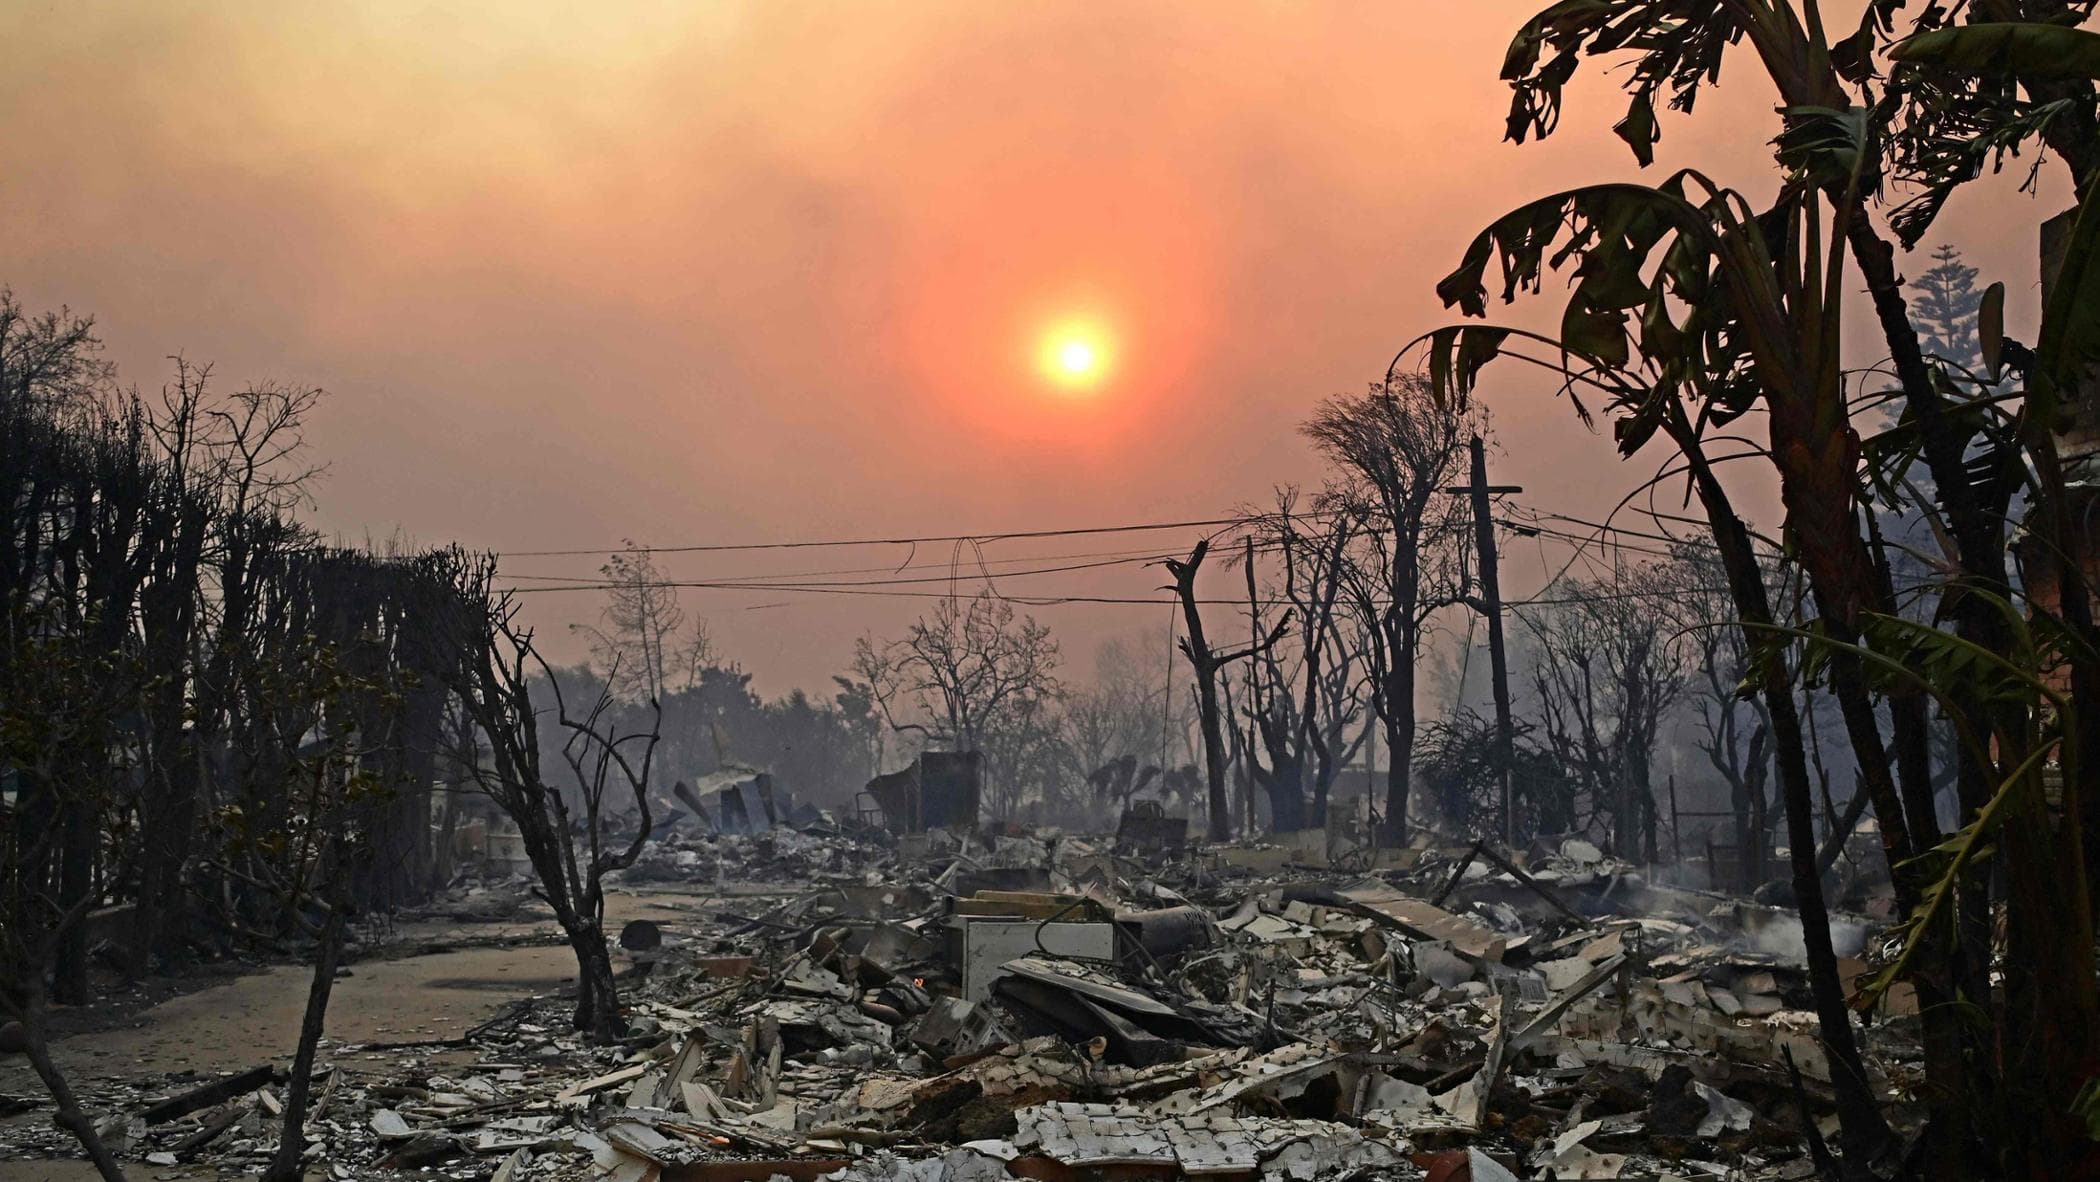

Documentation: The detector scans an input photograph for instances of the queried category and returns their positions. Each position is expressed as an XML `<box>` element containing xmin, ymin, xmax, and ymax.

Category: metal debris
<box><xmin>1</xmin><ymin>826</ymin><xmax>1914</xmax><ymax>1180</ymax></box>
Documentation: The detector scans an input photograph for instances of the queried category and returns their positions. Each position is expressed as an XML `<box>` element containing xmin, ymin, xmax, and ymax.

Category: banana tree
<box><xmin>1419</xmin><ymin>162</ymin><xmax>1908</xmax><ymax>1173</ymax></box>
<box><xmin>1416</xmin><ymin>114</ymin><xmax>2100</xmax><ymax>1182</ymax></box>
<box><xmin>1897</xmin><ymin>23</ymin><xmax>2100</xmax><ymax>1165</ymax></box>
<box><xmin>1497</xmin><ymin>0</ymin><xmax>2099</xmax><ymax>928</ymax></box>
<box><xmin>1448</xmin><ymin>3</ymin><xmax>2100</xmax><ymax>1172</ymax></box>
<box><xmin>1434</xmin><ymin>136</ymin><xmax>1926</xmax><ymax>875</ymax></box>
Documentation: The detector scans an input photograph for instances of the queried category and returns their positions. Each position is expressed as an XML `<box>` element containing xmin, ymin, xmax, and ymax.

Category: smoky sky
<box><xmin>3</xmin><ymin>2</ymin><xmax>2067</xmax><ymax>696</ymax></box>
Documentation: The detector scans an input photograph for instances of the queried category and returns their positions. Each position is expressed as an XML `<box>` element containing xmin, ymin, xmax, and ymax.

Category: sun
<box><xmin>1037</xmin><ymin>321</ymin><xmax>1112</xmax><ymax>390</ymax></box>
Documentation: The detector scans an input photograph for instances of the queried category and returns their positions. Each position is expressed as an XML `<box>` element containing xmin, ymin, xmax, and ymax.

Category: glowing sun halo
<box><xmin>1037</xmin><ymin>322</ymin><xmax>1112</xmax><ymax>390</ymax></box>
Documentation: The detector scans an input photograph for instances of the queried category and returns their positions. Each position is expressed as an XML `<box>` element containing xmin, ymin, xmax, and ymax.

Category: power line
<box><xmin>494</xmin><ymin>500</ymin><xmax>1748</xmax><ymax>609</ymax></box>
<box><xmin>588</xmin><ymin>553</ymin><xmax>1166</xmax><ymax>591</ymax></box>
<box><xmin>502</xmin><ymin>554</ymin><xmax>1178</xmax><ymax>598</ymax></box>
<box><xmin>1504</xmin><ymin>520</ymin><xmax>1699</xmax><ymax>564</ymax></box>
<box><xmin>499</xmin><ymin>543</ymin><xmax>1179</xmax><ymax>584</ymax></box>
<box><xmin>1526</xmin><ymin>508</ymin><xmax>1785</xmax><ymax>557</ymax></box>
<box><xmin>498</xmin><ymin>503</ymin><xmax>1748</xmax><ymax>574</ymax></box>
<box><xmin>503</xmin><ymin>575</ymin><xmax>1728</xmax><ymax>610</ymax></box>
<box><xmin>1526</xmin><ymin>510</ymin><xmax>1720</xmax><ymax>552</ymax></box>
<box><xmin>496</xmin><ymin>516</ymin><xmax>1247</xmax><ymax>558</ymax></box>
<box><xmin>504</xmin><ymin>581</ymin><xmax>1251</xmax><ymax>606</ymax></box>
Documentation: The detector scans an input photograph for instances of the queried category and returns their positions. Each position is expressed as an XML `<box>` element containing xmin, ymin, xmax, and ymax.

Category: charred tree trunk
<box><xmin>439</xmin><ymin>557</ymin><xmax>662</xmax><ymax>1046</ymax></box>
<box><xmin>1672</xmin><ymin>417</ymin><xmax>1894</xmax><ymax>1177</ymax></box>
<box><xmin>130</xmin><ymin>750</ymin><xmax>201</xmax><ymax>975</ymax></box>
<box><xmin>1849</xmin><ymin>218</ymin><xmax>2005</xmax><ymax>1060</ymax></box>
<box><xmin>130</xmin><ymin>498</ymin><xmax>208</xmax><ymax>974</ymax></box>
<box><xmin>1738</xmin><ymin>727</ymin><xmax>1770</xmax><ymax>888</ymax></box>
<box><xmin>517</xmin><ymin>823</ymin><xmax>630</xmax><ymax>1043</ymax></box>
<box><xmin>1381</xmin><ymin>652</ymin><xmax>1417</xmax><ymax>845</ymax></box>
<box><xmin>1250</xmin><ymin>727</ymin><xmax>1308</xmax><ymax>835</ymax></box>
<box><xmin>1191</xmin><ymin>662</ymin><xmax>1231</xmax><ymax>843</ymax></box>
<box><xmin>1167</xmin><ymin>540</ymin><xmax>1285</xmax><ymax>844</ymax></box>
<box><xmin>1764</xmin><ymin>387</ymin><xmax>1980</xmax><ymax>1177</ymax></box>
<box><xmin>52</xmin><ymin>802</ymin><xmax>92</xmax><ymax>1006</ymax></box>
<box><xmin>13</xmin><ymin>977</ymin><xmax>126</xmax><ymax>1180</ymax></box>
<box><xmin>1170</xmin><ymin>544</ymin><xmax>1234</xmax><ymax>843</ymax></box>
<box><xmin>564</xmin><ymin>917</ymin><xmax>624</xmax><ymax>1042</ymax></box>
<box><xmin>264</xmin><ymin>890</ymin><xmax>348</xmax><ymax>1182</ymax></box>
<box><xmin>1617</xmin><ymin>673</ymin><xmax>1646</xmax><ymax>856</ymax></box>
<box><xmin>1998</xmin><ymin>434</ymin><xmax>2100</xmax><ymax>1177</ymax></box>
<box><xmin>1266</xmin><ymin>780</ymin><xmax>1306</xmax><ymax>834</ymax></box>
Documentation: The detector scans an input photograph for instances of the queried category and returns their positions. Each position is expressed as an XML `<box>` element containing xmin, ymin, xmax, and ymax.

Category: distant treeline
<box><xmin>525</xmin><ymin>661</ymin><xmax>882</xmax><ymax>816</ymax></box>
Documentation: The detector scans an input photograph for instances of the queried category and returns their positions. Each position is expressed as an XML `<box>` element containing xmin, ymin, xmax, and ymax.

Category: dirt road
<box><xmin>0</xmin><ymin>888</ymin><xmax>719</xmax><ymax>1178</ymax></box>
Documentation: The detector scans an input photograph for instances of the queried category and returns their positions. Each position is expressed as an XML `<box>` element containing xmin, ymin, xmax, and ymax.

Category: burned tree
<box><xmin>1061</xmin><ymin>637</ymin><xmax>1178</xmax><ymax>825</ymax></box>
<box><xmin>440</xmin><ymin>555</ymin><xmax>661</xmax><ymax>1042</ymax></box>
<box><xmin>1660</xmin><ymin>544</ymin><xmax>1780</xmax><ymax>881</ymax></box>
<box><xmin>133</xmin><ymin>376</ymin><xmax>327</xmax><ymax>971</ymax></box>
<box><xmin>1305</xmin><ymin>377</ymin><xmax>1475</xmax><ymax>843</ymax></box>
<box><xmin>852</xmin><ymin>589</ymin><xmax>1062</xmax><ymax>820</ymax></box>
<box><xmin>1165</xmin><ymin>539</ymin><xmax>1287</xmax><ymax>842</ymax></box>
<box><xmin>0</xmin><ymin>614</ymin><xmax>138</xmax><ymax>1180</ymax></box>
<box><xmin>1235</xmin><ymin>497</ymin><xmax>1367</xmax><ymax>832</ymax></box>
<box><xmin>0</xmin><ymin>293</ymin><xmax>468</xmax><ymax>1177</ymax></box>
<box><xmin>1515</xmin><ymin>563</ymin><xmax>1691</xmax><ymax>858</ymax></box>
<box><xmin>572</xmin><ymin>542</ymin><xmax>712</xmax><ymax>703</ymax></box>
<box><xmin>251</xmin><ymin>646</ymin><xmax>389</xmax><ymax>1182</ymax></box>
<box><xmin>1415</xmin><ymin>708</ymin><xmax>1562</xmax><ymax>837</ymax></box>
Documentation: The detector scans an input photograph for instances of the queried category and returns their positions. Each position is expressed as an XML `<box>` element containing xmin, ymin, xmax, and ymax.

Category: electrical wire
<box><xmin>499</xmin><ymin>542</ymin><xmax>1180</xmax><ymax>583</ymax></box>
<box><xmin>496</xmin><ymin>516</ymin><xmax>1254</xmax><ymax>558</ymax></box>
<box><xmin>495</xmin><ymin>498</ymin><xmax>1739</xmax><ymax>608</ymax></box>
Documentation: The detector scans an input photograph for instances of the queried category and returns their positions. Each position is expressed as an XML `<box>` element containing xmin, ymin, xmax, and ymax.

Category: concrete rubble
<box><xmin>1</xmin><ymin>824</ymin><xmax>1919</xmax><ymax>1180</ymax></box>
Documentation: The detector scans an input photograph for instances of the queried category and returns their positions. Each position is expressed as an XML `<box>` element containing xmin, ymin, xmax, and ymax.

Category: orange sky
<box><xmin>3</xmin><ymin>2</ymin><xmax>2071</xmax><ymax>695</ymax></box>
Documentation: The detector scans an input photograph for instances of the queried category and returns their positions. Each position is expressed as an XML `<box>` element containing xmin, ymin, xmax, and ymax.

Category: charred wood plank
<box><xmin>141</xmin><ymin>1065</ymin><xmax>279</xmax><ymax>1125</ymax></box>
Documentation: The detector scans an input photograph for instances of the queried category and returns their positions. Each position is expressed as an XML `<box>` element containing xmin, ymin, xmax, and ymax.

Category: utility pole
<box><xmin>1447</xmin><ymin>435</ymin><xmax>1521</xmax><ymax>845</ymax></box>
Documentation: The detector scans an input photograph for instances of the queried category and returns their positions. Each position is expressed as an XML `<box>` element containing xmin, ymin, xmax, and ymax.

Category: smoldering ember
<box><xmin>7</xmin><ymin>7</ymin><xmax>2100</xmax><ymax>1182</ymax></box>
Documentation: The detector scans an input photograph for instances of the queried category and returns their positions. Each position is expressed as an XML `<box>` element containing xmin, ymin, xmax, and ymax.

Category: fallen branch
<box><xmin>141</xmin><ymin>1065</ymin><xmax>280</xmax><ymax>1125</ymax></box>
<box><xmin>174</xmin><ymin>1100</ymin><xmax>254</xmax><ymax>1159</ymax></box>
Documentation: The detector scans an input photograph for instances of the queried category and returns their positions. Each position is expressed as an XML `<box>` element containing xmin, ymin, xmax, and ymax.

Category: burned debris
<box><xmin>2</xmin><ymin>812</ymin><xmax>1924</xmax><ymax>1182</ymax></box>
<box><xmin>864</xmin><ymin>754</ymin><xmax>984</xmax><ymax>837</ymax></box>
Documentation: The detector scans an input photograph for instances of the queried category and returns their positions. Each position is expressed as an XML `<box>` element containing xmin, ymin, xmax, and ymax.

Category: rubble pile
<box><xmin>621</xmin><ymin>826</ymin><xmax>900</xmax><ymax>887</ymax></box>
<box><xmin>5</xmin><ymin>829</ymin><xmax>1919</xmax><ymax>1180</ymax></box>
